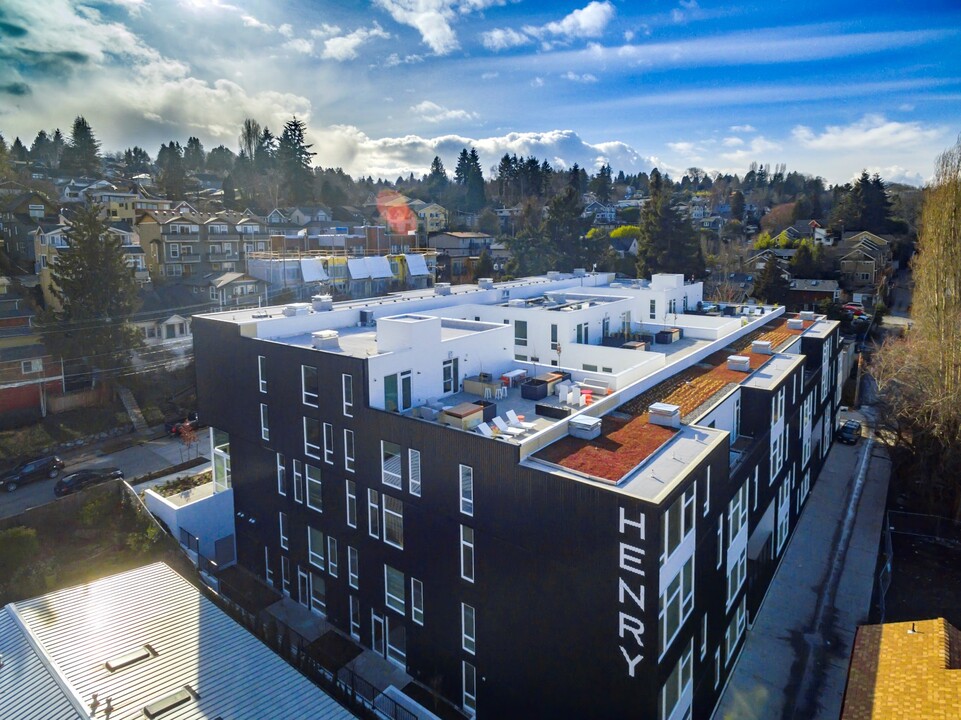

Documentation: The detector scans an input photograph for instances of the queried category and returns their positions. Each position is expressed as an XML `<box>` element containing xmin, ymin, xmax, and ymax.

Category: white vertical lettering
<box><xmin>619</xmin><ymin>646</ymin><xmax>644</xmax><ymax>677</ymax></box>
<box><xmin>618</xmin><ymin>577</ymin><xmax>645</xmax><ymax>612</ymax></box>
<box><xmin>619</xmin><ymin>612</ymin><xmax>645</xmax><ymax>647</ymax></box>
<box><xmin>619</xmin><ymin>542</ymin><xmax>646</xmax><ymax>576</ymax></box>
<box><xmin>619</xmin><ymin>506</ymin><xmax>646</xmax><ymax>540</ymax></box>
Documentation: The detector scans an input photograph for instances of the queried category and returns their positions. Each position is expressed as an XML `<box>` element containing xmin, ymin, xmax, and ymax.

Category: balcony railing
<box><xmin>165</xmin><ymin>253</ymin><xmax>202</xmax><ymax>263</ymax></box>
<box><xmin>208</xmin><ymin>251</ymin><xmax>241</xmax><ymax>262</ymax></box>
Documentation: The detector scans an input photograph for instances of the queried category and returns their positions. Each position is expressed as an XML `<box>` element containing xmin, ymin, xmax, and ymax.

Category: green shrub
<box><xmin>0</xmin><ymin>526</ymin><xmax>40</xmax><ymax>577</ymax></box>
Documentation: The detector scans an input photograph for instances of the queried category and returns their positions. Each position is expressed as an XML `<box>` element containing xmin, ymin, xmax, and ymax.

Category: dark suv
<box><xmin>54</xmin><ymin>467</ymin><xmax>123</xmax><ymax>497</ymax></box>
<box><xmin>0</xmin><ymin>455</ymin><xmax>65</xmax><ymax>492</ymax></box>
<box><xmin>837</xmin><ymin>420</ymin><xmax>862</xmax><ymax>445</ymax></box>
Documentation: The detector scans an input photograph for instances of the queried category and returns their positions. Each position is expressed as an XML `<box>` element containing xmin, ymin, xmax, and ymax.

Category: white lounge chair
<box><xmin>492</xmin><ymin>416</ymin><xmax>525</xmax><ymax>436</ymax></box>
<box><xmin>475</xmin><ymin>422</ymin><xmax>496</xmax><ymax>438</ymax></box>
<box><xmin>506</xmin><ymin>409</ymin><xmax>536</xmax><ymax>430</ymax></box>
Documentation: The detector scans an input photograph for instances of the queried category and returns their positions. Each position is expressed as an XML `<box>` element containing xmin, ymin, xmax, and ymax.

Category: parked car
<box><xmin>843</xmin><ymin>303</ymin><xmax>865</xmax><ymax>315</ymax></box>
<box><xmin>54</xmin><ymin>467</ymin><xmax>124</xmax><ymax>497</ymax></box>
<box><xmin>165</xmin><ymin>411</ymin><xmax>204</xmax><ymax>436</ymax></box>
<box><xmin>0</xmin><ymin>455</ymin><xmax>65</xmax><ymax>492</ymax></box>
<box><xmin>837</xmin><ymin>420</ymin><xmax>862</xmax><ymax>445</ymax></box>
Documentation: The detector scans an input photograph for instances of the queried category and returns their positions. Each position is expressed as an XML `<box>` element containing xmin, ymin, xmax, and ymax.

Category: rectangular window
<box><xmin>777</xmin><ymin>474</ymin><xmax>792</xmax><ymax>554</ymax></box>
<box><xmin>550</xmin><ymin>323</ymin><xmax>559</xmax><ymax>350</ymax></box>
<box><xmin>409</xmin><ymin>449</ymin><xmax>421</xmax><ymax>496</ymax></box>
<box><xmin>349</xmin><ymin>595</ymin><xmax>360</xmax><ymax>639</ymax></box>
<box><xmin>264</xmin><ymin>546</ymin><xmax>273</xmax><ymax>586</ymax></box>
<box><xmin>281</xmin><ymin>556</ymin><xmax>290</xmax><ymax>595</ymax></box>
<box><xmin>368</xmin><ymin>489</ymin><xmax>380</xmax><ymax>538</ymax></box>
<box><xmin>279</xmin><ymin>511</ymin><xmax>288</xmax><ymax>550</ymax></box>
<box><xmin>727</xmin><ymin>545</ymin><xmax>747</xmax><ymax>607</ymax></box>
<box><xmin>260</xmin><ymin>403</ymin><xmax>269</xmax><ymax>441</ymax></box>
<box><xmin>323</xmin><ymin>422</ymin><xmax>334</xmax><ymax>464</ymax></box>
<box><xmin>310</xmin><ymin>571</ymin><xmax>326</xmax><ymax>614</ymax></box>
<box><xmin>383</xmin><ymin>495</ymin><xmax>404</xmax><ymax>549</ymax></box>
<box><xmin>385</xmin><ymin>565</ymin><xmax>405</xmax><ymax>614</ymax></box>
<box><xmin>443</xmin><ymin>357</ymin><xmax>459</xmax><ymax>394</ymax></box>
<box><xmin>411</xmin><ymin>578</ymin><xmax>424</xmax><ymax>625</ymax></box>
<box><xmin>258</xmin><ymin>355</ymin><xmax>267</xmax><ymax>393</ymax></box>
<box><xmin>306</xmin><ymin>464</ymin><xmax>322</xmax><ymax>512</ymax></box>
<box><xmin>661</xmin><ymin>485</ymin><xmax>696</xmax><ymax>564</ymax></box>
<box><xmin>342</xmin><ymin>373</ymin><xmax>353</xmax><ymax>416</ymax></box>
<box><xmin>292</xmin><ymin>460</ymin><xmax>303</xmax><ymax>504</ymax></box>
<box><xmin>386</xmin><ymin>619</ymin><xmax>406</xmax><ymax>666</ymax></box>
<box><xmin>304</xmin><ymin>417</ymin><xmax>320</xmax><ymax>459</ymax></box>
<box><xmin>714</xmin><ymin>648</ymin><xmax>721</xmax><ymax>688</ymax></box>
<box><xmin>346</xmin><ymin>480</ymin><xmax>357</xmax><ymax>528</ymax></box>
<box><xmin>302</xmin><ymin>365</ymin><xmax>319</xmax><ymax>406</ymax></box>
<box><xmin>327</xmin><ymin>536</ymin><xmax>338</xmax><ymax>577</ymax></box>
<box><xmin>308</xmin><ymin>526</ymin><xmax>325</xmax><ymax>569</ymax></box>
<box><xmin>276</xmin><ymin>453</ymin><xmax>286</xmax><ymax>496</ymax></box>
<box><xmin>514</xmin><ymin>319</ymin><xmax>528</xmax><ymax>346</ymax></box>
<box><xmin>460</xmin><ymin>465</ymin><xmax>474</xmax><ymax>516</ymax></box>
<box><xmin>725</xmin><ymin>598</ymin><xmax>747</xmax><ymax>665</ymax></box>
<box><xmin>659</xmin><ymin>555</ymin><xmax>694</xmax><ymax>655</ymax></box>
<box><xmin>460</xmin><ymin>525</ymin><xmax>475</xmax><ymax>583</ymax></box>
<box><xmin>660</xmin><ymin>639</ymin><xmax>693</xmax><ymax>720</ymax></box>
<box><xmin>650</xmin><ymin>299</ymin><xmax>657</xmax><ymax>319</ymax></box>
<box><xmin>463</xmin><ymin>661</ymin><xmax>477</xmax><ymax>715</ymax></box>
<box><xmin>382</xmin><ymin>441</ymin><xmax>402</xmax><ymax>488</ymax></box>
<box><xmin>462</xmin><ymin>603</ymin><xmax>476</xmax><ymax>654</ymax></box>
<box><xmin>344</xmin><ymin>430</ymin><xmax>355</xmax><ymax>472</ymax></box>
<box><xmin>348</xmin><ymin>546</ymin><xmax>359</xmax><ymax>589</ymax></box>
<box><xmin>716</xmin><ymin>520</ymin><xmax>724</xmax><ymax>569</ymax></box>
<box><xmin>703</xmin><ymin>467</ymin><xmax>711</xmax><ymax>517</ymax></box>
<box><xmin>701</xmin><ymin>614</ymin><xmax>708</xmax><ymax>659</ymax></box>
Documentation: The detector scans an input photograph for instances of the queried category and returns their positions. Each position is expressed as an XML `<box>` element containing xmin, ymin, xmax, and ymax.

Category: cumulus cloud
<box><xmin>321</xmin><ymin>23</ymin><xmax>390</xmax><ymax>61</ymax></box>
<box><xmin>241</xmin><ymin>14</ymin><xmax>273</xmax><ymax>31</ymax></box>
<box><xmin>863</xmin><ymin>165</ymin><xmax>926</xmax><ymax>187</ymax></box>
<box><xmin>531</xmin><ymin>76</ymin><xmax>544</xmax><ymax>87</ymax></box>
<box><xmin>373</xmin><ymin>0</ymin><xmax>508</xmax><ymax>55</ymax></box>
<box><xmin>561</xmin><ymin>71</ymin><xmax>598</xmax><ymax>83</ymax></box>
<box><xmin>722</xmin><ymin>136</ymin><xmax>743</xmax><ymax>147</ymax></box>
<box><xmin>310</xmin><ymin>24</ymin><xmax>343</xmax><ymax>39</ymax></box>
<box><xmin>730</xmin><ymin>124</ymin><xmax>755</xmax><ymax>132</ymax></box>
<box><xmin>411</xmin><ymin>100</ymin><xmax>479</xmax><ymax>123</ymax></box>
<box><xmin>277</xmin><ymin>23</ymin><xmax>294</xmax><ymax>37</ymax></box>
<box><xmin>284</xmin><ymin>38</ymin><xmax>313</xmax><ymax>54</ymax></box>
<box><xmin>481</xmin><ymin>27</ymin><xmax>531</xmax><ymax>51</ymax></box>
<box><xmin>792</xmin><ymin>114</ymin><xmax>943</xmax><ymax>150</ymax></box>
<box><xmin>384</xmin><ymin>52</ymin><xmax>424</xmax><ymax>67</ymax></box>
<box><xmin>720</xmin><ymin>136</ymin><xmax>781</xmax><ymax>163</ymax></box>
<box><xmin>528</xmin><ymin>1</ymin><xmax>615</xmax><ymax>40</ymax></box>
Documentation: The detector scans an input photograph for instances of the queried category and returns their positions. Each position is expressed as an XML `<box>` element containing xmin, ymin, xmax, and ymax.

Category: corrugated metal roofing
<box><xmin>7</xmin><ymin>562</ymin><xmax>356</xmax><ymax>720</ymax></box>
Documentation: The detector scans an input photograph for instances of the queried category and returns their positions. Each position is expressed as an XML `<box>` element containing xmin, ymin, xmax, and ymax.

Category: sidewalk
<box><xmin>714</xmin><ymin>418</ymin><xmax>890</xmax><ymax>720</ymax></box>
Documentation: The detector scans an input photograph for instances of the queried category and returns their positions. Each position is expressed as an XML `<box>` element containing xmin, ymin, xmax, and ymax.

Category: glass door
<box><xmin>384</xmin><ymin>373</ymin><xmax>398</xmax><ymax>412</ymax></box>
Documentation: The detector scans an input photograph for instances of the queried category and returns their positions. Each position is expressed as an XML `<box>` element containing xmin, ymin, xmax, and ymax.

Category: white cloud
<box><xmin>321</xmin><ymin>23</ymin><xmax>391</xmax><ymax>61</ymax></box>
<box><xmin>284</xmin><ymin>38</ymin><xmax>313</xmax><ymax>54</ymax></box>
<box><xmin>241</xmin><ymin>14</ymin><xmax>272</xmax><ymax>30</ymax></box>
<box><xmin>899</xmin><ymin>103</ymin><xmax>915</xmax><ymax>111</ymax></box>
<box><xmin>668</xmin><ymin>140</ymin><xmax>704</xmax><ymax>162</ymax></box>
<box><xmin>792</xmin><ymin>114</ymin><xmax>943</xmax><ymax>150</ymax></box>
<box><xmin>730</xmin><ymin>124</ymin><xmax>756</xmax><ymax>132</ymax></box>
<box><xmin>481</xmin><ymin>71</ymin><xmax>499</xmax><ymax>79</ymax></box>
<box><xmin>720</xmin><ymin>136</ymin><xmax>781</xmax><ymax>163</ymax></box>
<box><xmin>373</xmin><ymin>0</ymin><xmax>508</xmax><ymax>55</ymax></box>
<box><xmin>562</xmin><ymin>71</ymin><xmax>598</xmax><ymax>83</ymax></box>
<box><xmin>384</xmin><ymin>52</ymin><xmax>424</xmax><ymax>67</ymax></box>
<box><xmin>531</xmin><ymin>76</ymin><xmax>544</xmax><ymax>87</ymax></box>
<box><xmin>864</xmin><ymin>165</ymin><xmax>926</xmax><ymax>186</ymax></box>
<box><xmin>411</xmin><ymin>100</ymin><xmax>479</xmax><ymax>123</ymax></box>
<box><xmin>722</xmin><ymin>136</ymin><xmax>744</xmax><ymax>147</ymax></box>
<box><xmin>529</xmin><ymin>1</ymin><xmax>616</xmax><ymax>40</ymax></box>
<box><xmin>310</xmin><ymin>24</ymin><xmax>343</xmax><ymax>39</ymax></box>
<box><xmin>278</xmin><ymin>23</ymin><xmax>294</xmax><ymax>37</ymax></box>
<box><xmin>481</xmin><ymin>27</ymin><xmax>532</xmax><ymax>52</ymax></box>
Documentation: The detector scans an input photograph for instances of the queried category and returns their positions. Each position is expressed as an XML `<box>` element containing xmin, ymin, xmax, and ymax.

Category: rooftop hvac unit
<box><xmin>311</xmin><ymin>330</ymin><xmax>340</xmax><ymax>349</ymax></box>
<box><xmin>752</xmin><ymin>340</ymin><xmax>773</xmax><ymax>355</ymax></box>
<box><xmin>648</xmin><ymin>402</ymin><xmax>681</xmax><ymax>429</ymax></box>
<box><xmin>435</xmin><ymin>282</ymin><xmax>451</xmax><ymax>296</ymax></box>
<box><xmin>727</xmin><ymin>355</ymin><xmax>751</xmax><ymax>372</ymax></box>
<box><xmin>478</xmin><ymin>278</ymin><xmax>494</xmax><ymax>289</ymax></box>
<box><xmin>311</xmin><ymin>294</ymin><xmax>333</xmax><ymax>312</ymax></box>
<box><xmin>282</xmin><ymin>303</ymin><xmax>310</xmax><ymax>317</ymax></box>
<box><xmin>546</xmin><ymin>271</ymin><xmax>562</xmax><ymax>280</ymax></box>
<box><xmin>360</xmin><ymin>310</ymin><xmax>375</xmax><ymax>327</ymax></box>
<box><xmin>568</xmin><ymin>415</ymin><xmax>602</xmax><ymax>440</ymax></box>
<box><xmin>799</xmin><ymin>310</ymin><xmax>816</xmax><ymax>321</ymax></box>
<box><xmin>573</xmin><ymin>268</ymin><xmax>587</xmax><ymax>277</ymax></box>
<box><xmin>787</xmin><ymin>318</ymin><xmax>804</xmax><ymax>330</ymax></box>
<box><xmin>609</xmin><ymin>282</ymin><xmax>623</xmax><ymax>288</ymax></box>
<box><xmin>508</xmin><ymin>299</ymin><xmax>527</xmax><ymax>308</ymax></box>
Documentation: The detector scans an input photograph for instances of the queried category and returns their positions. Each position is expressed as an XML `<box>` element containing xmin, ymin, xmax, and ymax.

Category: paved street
<box><xmin>714</xmin><ymin>410</ymin><xmax>890</xmax><ymax>720</ymax></box>
<box><xmin>0</xmin><ymin>429</ymin><xmax>210</xmax><ymax>519</ymax></box>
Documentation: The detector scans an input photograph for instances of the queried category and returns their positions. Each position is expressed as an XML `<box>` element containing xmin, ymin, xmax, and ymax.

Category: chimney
<box><xmin>727</xmin><ymin>355</ymin><xmax>751</xmax><ymax>372</ymax></box>
<box><xmin>648</xmin><ymin>402</ymin><xmax>681</xmax><ymax>429</ymax></box>
<box><xmin>787</xmin><ymin>318</ymin><xmax>804</xmax><ymax>330</ymax></box>
<box><xmin>752</xmin><ymin>340</ymin><xmax>772</xmax><ymax>355</ymax></box>
<box><xmin>311</xmin><ymin>330</ymin><xmax>340</xmax><ymax>350</ymax></box>
<box><xmin>435</xmin><ymin>282</ymin><xmax>451</xmax><ymax>296</ymax></box>
<box><xmin>311</xmin><ymin>294</ymin><xmax>333</xmax><ymax>312</ymax></box>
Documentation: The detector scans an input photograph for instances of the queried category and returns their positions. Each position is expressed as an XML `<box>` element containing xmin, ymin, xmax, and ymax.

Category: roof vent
<box><xmin>727</xmin><ymin>355</ymin><xmax>751</xmax><ymax>372</ymax></box>
<box><xmin>508</xmin><ymin>299</ymin><xmax>527</xmax><ymax>308</ymax></box>
<box><xmin>572</xmin><ymin>268</ymin><xmax>586</xmax><ymax>277</ymax></box>
<box><xmin>609</xmin><ymin>282</ymin><xmax>623</xmax><ymax>288</ymax></box>
<box><xmin>546</xmin><ymin>271</ymin><xmax>561</xmax><ymax>280</ymax></box>
<box><xmin>648</xmin><ymin>402</ymin><xmax>681</xmax><ymax>429</ymax></box>
<box><xmin>478</xmin><ymin>278</ymin><xmax>494</xmax><ymax>289</ymax></box>
<box><xmin>799</xmin><ymin>310</ymin><xmax>816</xmax><ymax>321</ymax></box>
<box><xmin>282</xmin><ymin>303</ymin><xmax>310</xmax><ymax>317</ymax></box>
<box><xmin>105</xmin><ymin>644</ymin><xmax>156</xmax><ymax>673</ymax></box>
<box><xmin>787</xmin><ymin>318</ymin><xmax>804</xmax><ymax>330</ymax></box>
<box><xmin>311</xmin><ymin>294</ymin><xmax>333</xmax><ymax>312</ymax></box>
<box><xmin>435</xmin><ymin>282</ymin><xmax>451</xmax><ymax>296</ymax></box>
<box><xmin>752</xmin><ymin>340</ymin><xmax>773</xmax><ymax>355</ymax></box>
<box><xmin>143</xmin><ymin>686</ymin><xmax>198</xmax><ymax>719</ymax></box>
<box><xmin>311</xmin><ymin>330</ymin><xmax>340</xmax><ymax>349</ymax></box>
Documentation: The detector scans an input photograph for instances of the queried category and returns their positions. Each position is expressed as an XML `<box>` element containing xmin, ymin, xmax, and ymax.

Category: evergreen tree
<box><xmin>427</xmin><ymin>156</ymin><xmax>449</xmax><ymax>198</ymax></box>
<box><xmin>60</xmin><ymin>116</ymin><xmax>102</xmax><ymax>176</ymax></box>
<box><xmin>730</xmin><ymin>190</ymin><xmax>745</xmax><ymax>220</ymax></box>
<box><xmin>29</xmin><ymin>130</ymin><xmax>53</xmax><ymax>166</ymax></box>
<box><xmin>206</xmin><ymin>145</ymin><xmax>236</xmax><ymax>176</ymax></box>
<box><xmin>454</xmin><ymin>148</ymin><xmax>471</xmax><ymax>185</ymax></box>
<box><xmin>0</xmin><ymin>133</ymin><xmax>9</xmax><ymax>177</ymax></box>
<box><xmin>156</xmin><ymin>141</ymin><xmax>185</xmax><ymax>199</ymax></box>
<box><xmin>464</xmin><ymin>149</ymin><xmax>485</xmax><ymax>212</ymax></box>
<box><xmin>589</xmin><ymin>163</ymin><xmax>613</xmax><ymax>203</ymax></box>
<box><xmin>183</xmin><ymin>136</ymin><xmax>206</xmax><ymax>173</ymax></box>
<box><xmin>40</xmin><ymin>204</ymin><xmax>142</xmax><ymax>366</ymax></box>
<box><xmin>790</xmin><ymin>239</ymin><xmax>824</xmax><ymax>278</ymax></box>
<box><xmin>255</xmin><ymin>126</ymin><xmax>276</xmax><ymax>174</ymax></box>
<box><xmin>752</xmin><ymin>255</ymin><xmax>790</xmax><ymax>304</ymax></box>
<box><xmin>276</xmin><ymin>116</ymin><xmax>316</xmax><ymax>205</ymax></box>
<box><xmin>545</xmin><ymin>186</ymin><xmax>590</xmax><ymax>270</ymax></box>
<box><xmin>636</xmin><ymin>169</ymin><xmax>706</xmax><ymax>279</ymax></box>
<box><xmin>221</xmin><ymin>173</ymin><xmax>238</xmax><ymax>209</ymax></box>
<box><xmin>10</xmin><ymin>137</ymin><xmax>27</xmax><ymax>163</ymax></box>
<box><xmin>51</xmin><ymin>129</ymin><xmax>66</xmax><ymax>167</ymax></box>
<box><xmin>122</xmin><ymin>146</ymin><xmax>152</xmax><ymax>174</ymax></box>
<box><xmin>473</xmin><ymin>249</ymin><xmax>494</xmax><ymax>280</ymax></box>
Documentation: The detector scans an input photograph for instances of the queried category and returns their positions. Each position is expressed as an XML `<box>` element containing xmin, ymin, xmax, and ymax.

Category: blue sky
<box><xmin>1</xmin><ymin>0</ymin><xmax>959</xmax><ymax>185</ymax></box>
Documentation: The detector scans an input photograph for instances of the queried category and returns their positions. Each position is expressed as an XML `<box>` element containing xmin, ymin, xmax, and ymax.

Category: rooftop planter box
<box><xmin>471</xmin><ymin>399</ymin><xmax>496</xmax><ymax>422</ymax></box>
<box><xmin>521</xmin><ymin>378</ymin><xmax>549</xmax><ymax>400</ymax></box>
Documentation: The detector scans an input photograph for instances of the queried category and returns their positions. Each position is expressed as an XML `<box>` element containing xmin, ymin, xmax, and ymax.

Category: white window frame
<box><xmin>306</xmin><ymin>464</ymin><xmax>322</xmax><ymax>512</ymax></box>
<box><xmin>463</xmin><ymin>661</ymin><xmax>477</xmax><ymax>715</ymax></box>
<box><xmin>660</xmin><ymin>639</ymin><xmax>693</xmax><ymax>720</ymax></box>
<box><xmin>327</xmin><ymin>536</ymin><xmax>338</xmax><ymax>577</ymax></box>
<box><xmin>281</xmin><ymin>555</ymin><xmax>290</xmax><ymax>595</ymax></box>
<box><xmin>382</xmin><ymin>441</ymin><xmax>402</xmax><ymax>488</ymax></box>
<box><xmin>302</xmin><ymin>364</ymin><xmax>319</xmax><ymax>406</ymax></box>
<box><xmin>344</xmin><ymin>429</ymin><xmax>355</xmax><ymax>472</ymax></box>
<box><xmin>384</xmin><ymin>565</ymin><xmax>405</xmax><ymax>615</ymax></box>
<box><xmin>702</xmin><ymin>467</ymin><xmax>710</xmax><ymax>517</ymax></box>
<box><xmin>349</xmin><ymin>595</ymin><xmax>361</xmax><ymax>640</ymax></box>
<box><xmin>308</xmin><ymin>526</ymin><xmax>325</xmax><ymax>569</ymax></box>
<box><xmin>279</xmin><ymin>511</ymin><xmax>289</xmax><ymax>550</ymax></box>
<box><xmin>276</xmin><ymin>453</ymin><xmax>286</xmax><ymax>496</ymax></box>
<box><xmin>661</xmin><ymin>485</ymin><xmax>696</xmax><ymax>565</ymax></box>
<box><xmin>409</xmin><ymin>449</ymin><xmax>421</xmax><ymax>497</ymax></box>
<box><xmin>411</xmin><ymin>577</ymin><xmax>424</xmax><ymax>625</ymax></box>
<box><xmin>460</xmin><ymin>525</ymin><xmax>475</xmax><ymax>583</ymax></box>
<box><xmin>348</xmin><ymin>546</ymin><xmax>359</xmax><ymax>588</ymax></box>
<box><xmin>342</xmin><ymin>373</ymin><xmax>353</xmax><ymax>417</ymax></box>
<box><xmin>304</xmin><ymin>417</ymin><xmax>320</xmax><ymax>459</ymax></box>
<box><xmin>460</xmin><ymin>465</ymin><xmax>474</xmax><ymax>516</ymax></box>
<box><xmin>258</xmin><ymin>355</ymin><xmax>267</xmax><ymax>393</ymax></box>
<box><xmin>462</xmin><ymin>603</ymin><xmax>476</xmax><ymax>655</ymax></box>
<box><xmin>264</xmin><ymin>546</ymin><xmax>273</xmax><ymax>587</ymax></box>
<box><xmin>260</xmin><ymin>403</ymin><xmax>269</xmax><ymax>441</ymax></box>
<box><xmin>323</xmin><ymin>422</ymin><xmax>334</xmax><ymax>465</ymax></box>
<box><xmin>368</xmin><ymin>489</ymin><xmax>380</xmax><ymax>538</ymax></box>
<box><xmin>725</xmin><ymin>598</ymin><xmax>747</xmax><ymax>665</ymax></box>
<box><xmin>383</xmin><ymin>494</ymin><xmax>404</xmax><ymax>550</ymax></box>
<box><xmin>292</xmin><ymin>459</ymin><xmax>303</xmax><ymax>504</ymax></box>
<box><xmin>346</xmin><ymin>480</ymin><xmax>357</xmax><ymax>528</ymax></box>
<box><xmin>659</xmin><ymin>555</ymin><xmax>694</xmax><ymax>656</ymax></box>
